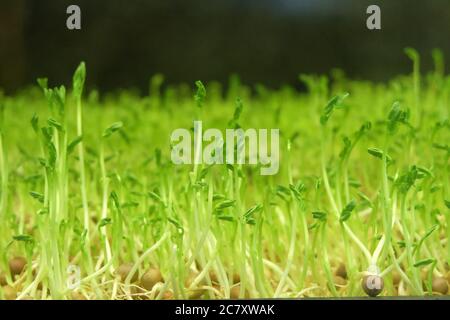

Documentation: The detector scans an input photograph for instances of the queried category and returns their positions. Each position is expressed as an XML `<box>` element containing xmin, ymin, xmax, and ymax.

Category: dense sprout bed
<box><xmin>0</xmin><ymin>49</ymin><xmax>449</xmax><ymax>300</ymax></box>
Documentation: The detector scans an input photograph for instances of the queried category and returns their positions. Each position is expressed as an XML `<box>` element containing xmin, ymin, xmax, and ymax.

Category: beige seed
<box><xmin>432</xmin><ymin>277</ymin><xmax>448</xmax><ymax>295</ymax></box>
<box><xmin>0</xmin><ymin>271</ymin><xmax>7</xmax><ymax>286</ymax></box>
<box><xmin>334</xmin><ymin>275</ymin><xmax>347</xmax><ymax>287</ymax></box>
<box><xmin>335</xmin><ymin>263</ymin><xmax>347</xmax><ymax>279</ymax></box>
<box><xmin>9</xmin><ymin>257</ymin><xmax>27</xmax><ymax>277</ymax></box>
<box><xmin>140</xmin><ymin>268</ymin><xmax>163</xmax><ymax>291</ymax></box>
<box><xmin>3</xmin><ymin>285</ymin><xmax>16</xmax><ymax>300</ymax></box>
<box><xmin>115</xmin><ymin>263</ymin><xmax>138</xmax><ymax>283</ymax></box>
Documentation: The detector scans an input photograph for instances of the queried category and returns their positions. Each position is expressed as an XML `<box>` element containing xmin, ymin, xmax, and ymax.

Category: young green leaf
<box><xmin>194</xmin><ymin>80</ymin><xmax>206</xmax><ymax>109</ymax></box>
<box><xmin>432</xmin><ymin>143</ymin><xmax>450</xmax><ymax>153</ymax></box>
<box><xmin>415</xmin><ymin>166</ymin><xmax>433</xmax><ymax>178</ymax></box>
<box><xmin>168</xmin><ymin>217</ymin><xmax>184</xmax><ymax>235</ymax></box>
<box><xmin>228</xmin><ymin>98</ymin><xmax>244</xmax><ymax>128</ymax></box>
<box><xmin>312</xmin><ymin>211</ymin><xmax>327</xmax><ymax>222</ymax></box>
<box><xmin>404</xmin><ymin>47</ymin><xmax>420</xmax><ymax>66</ymax></box>
<box><xmin>103</xmin><ymin>121</ymin><xmax>123</xmax><ymax>138</ymax></box>
<box><xmin>149</xmin><ymin>74</ymin><xmax>164</xmax><ymax>96</ymax></box>
<box><xmin>37</xmin><ymin>78</ymin><xmax>48</xmax><ymax>91</ymax></box>
<box><xmin>148</xmin><ymin>191</ymin><xmax>164</xmax><ymax>204</ymax></box>
<box><xmin>339</xmin><ymin>136</ymin><xmax>352</xmax><ymax>160</ymax></box>
<box><xmin>198</xmin><ymin>165</ymin><xmax>212</xmax><ymax>181</ymax></box>
<box><xmin>357</xmin><ymin>191</ymin><xmax>374</xmax><ymax>208</ymax></box>
<box><xmin>99</xmin><ymin>218</ymin><xmax>112</xmax><ymax>228</ymax></box>
<box><xmin>414</xmin><ymin>224</ymin><xmax>439</xmax><ymax>255</ymax></box>
<box><xmin>53</xmin><ymin>86</ymin><xmax>66</xmax><ymax>116</ymax></box>
<box><xmin>212</xmin><ymin>193</ymin><xmax>226</xmax><ymax>202</ymax></box>
<box><xmin>444</xmin><ymin>200</ymin><xmax>450</xmax><ymax>209</ymax></box>
<box><xmin>67</xmin><ymin>136</ymin><xmax>83</xmax><ymax>155</ymax></box>
<box><xmin>216</xmin><ymin>214</ymin><xmax>235</xmax><ymax>222</ymax></box>
<box><xmin>37</xmin><ymin>158</ymin><xmax>48</xmax><ymax>168</ymax></box>
<box><xmin>243</xmin><ymin>204</ymin><xmax>263</xmax><ymax>225</ymax></box>
<box><xmin>413</xmin><ymin>258</ymin><xmax>435</xmax><ymax>268</ymax></box>
<box><xmin>320</xmin><ymin>92</ymin><xmax>349</xmax><ymax>125</ymax></box>
<box><xmin>41</xmin><ymin>127</ymin><xmax>53</xmax><ymax>143</ymax></box>
<box><xmin>47</xmin><ymin>118</ymin><xmax>63</xmax><ymax>132</ymax></box>
<box><xmin>47</xmin><ymin>141</ymin><xmax>57</xmax><ymax>169</ymax></box>
<box><xmin>73</xmin><ymin>62</ymin><xmax>86</xmax><ymax>99</ymax></box>
<box><xmin>395</xmin><ymin>166</ymin><xmax>419</xmax><ymax>194</ymax></box>
<box><xmin>110</xmin><ymin>191</ymin><xmax>121</xmax><ymax>211</ymax></box>
<box><xmin>215</xmin><ymin>200</ymin><xmax>236</xmax><ymax>211</ymax></box>
<box><xmin>30</xmin><ymin>113</ymin><xmax>39</xmax><ymax>133</ymax></box>
<box><xmin>367</xmin><ymin>147</ymin><xmax>392</xmax><ymax>163</ymax></box>
<box><xmin>29</xmin><ymin>191</ymin><xmax>44</xmax><ymax>203</ymax></box>
<box><xmin>387</xmin><ymin>101</ymin><xmax>409</xmax><ymax>133</ymax></box>
<box><xmin>339</xmin><ymin>122</ymin><xmax>371</xmax><ymax>161</ymax></box>
<box><xmin>340</xmin><ymin>200</ymin><xmax>356</xmax><ymax>222</ymax></box>
<box><xmin>289</xmin><ymin>182</ymin><xmax>306</xmax><ymax>201</ymax></box>
<box><xmin>13</xmin><ymin>234</ymin><xmax>35</xmax><ymax>243</ymax></box>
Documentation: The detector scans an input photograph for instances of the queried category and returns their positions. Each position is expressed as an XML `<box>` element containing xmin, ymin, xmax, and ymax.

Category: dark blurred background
<box><xmin>1</xmin><ymin>0</ymin><xmax>450</xmax><ymax>93</ymax></box>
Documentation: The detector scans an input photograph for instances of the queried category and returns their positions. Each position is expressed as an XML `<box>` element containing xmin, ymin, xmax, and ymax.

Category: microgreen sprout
<box><xmin>0</xmin><ymin>49</ymin><xmax>449</xmax><ymax>300</ymax></box>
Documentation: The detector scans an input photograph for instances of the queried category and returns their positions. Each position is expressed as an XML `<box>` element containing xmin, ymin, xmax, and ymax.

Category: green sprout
<box><xmin>0</xmin><ymin>49</ymin><xmax>449</xmax><ymax>300</ymax></box>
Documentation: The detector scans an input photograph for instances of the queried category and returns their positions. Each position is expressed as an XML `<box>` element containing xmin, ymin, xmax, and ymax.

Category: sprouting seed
<box><xmin>2</xmin><ymin>285</ymin><xmax>16</xmax><ymax>300</ymax></box>
<box><xmin>362</xmin><ymin>274</ymin><xmax>384</xmax><ymax>297</ymax></box>
<box><xmin>431</xmin><ymin>277</ymin><xmax>448</xmax><ymax>295</ymax></box>
<box><xmin>140</xmin><ymin>268</ymin><xmax>163</xmax><ymax>291</ymax></box>
<box><xmin>335</xmin><ymin>263</ymin><xmax>347</xmax><ymax>279</ymax></box>
<box><xmin>0</xmin><ymin>271</ymin><xmax>6</xmax><ymax>286</ymax></box>
<box><xmin>334</xmin><ymin>275</ymin><xmax>347</xmax><ymax>288</ymax></box>
<box><xmin>9</xmin><ymin>257</ymin><xmax>27</xmax><ymax>277</ymax></box>
<box><xmin>115</xmin><ymin>263</ymin><xmax>138</xmax><ymax>283</ymax></box>
<box><xmin>230</xmin><ymin>285</ymin><xmax>240</xmax><ymax>299</ymax></box>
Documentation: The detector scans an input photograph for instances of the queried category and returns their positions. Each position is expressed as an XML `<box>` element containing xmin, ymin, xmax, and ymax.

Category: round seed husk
<box><xmin>362</xmin><ymin>274</ymin><xmax>384</xmax><ymax>297</ymax></box>
<box><xmin>334</xmin><ymin>275</ymin><xmax>347</xmax><ymax>287</ymax></box>
<box><xmin>335</xmin><ymin>263</ymin><xmax>347</xmax><ymax>279</ymax></box>
<box><xmin>140</xmin><ymin>268</ymin><xmax>163</xmax><ymax>291</ymax></box>
<box><xmin>189</xmin><ymin>288</ymin><xmax>206</xmax><ymax>299</ymax></box>
<box><xmin>3</xmin><ymin>285</ymin><xmax>16</xmax><ymax>300</ymax></box>
<box><xmin>230</xmin><ymin>285</ymin><xmax>241</xmax><ymax>299</ymax></box>
<box><xmin>209</xmin><ymin>272</ymin><xmax>219</xmax><ymax>283</ymax></box>
<box><xmin>71</xmin><ymin>292</ymin><xmax>87</xmax><ymax>300</ymax></box>
<box><xmin>392</xmin><ymin>271</ymin><xmax>401</xmax><ymax>286</ymax></box>
<box><xmin>230</xmin><ymin>284</ymin><xmax>249</xmax><ymax>299</ymax></box>
<box><xmin>0</xmin><ymin>271</ymin><xmax>7</xmax><ymax>286</ymax></box>
<box><xmin>115</xmin><ymin>263</ymin><xmax>138</xmax><ymax>283</ymax></box>
<box><xmin>432</xmin><ymin>277</ymin><xmax>448</xmax><ymax>295</ymax></box>
<box><xmin>9</xmin><ymin>257</ymin><xmax>27</xmax><ymax>277</ymax></box>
